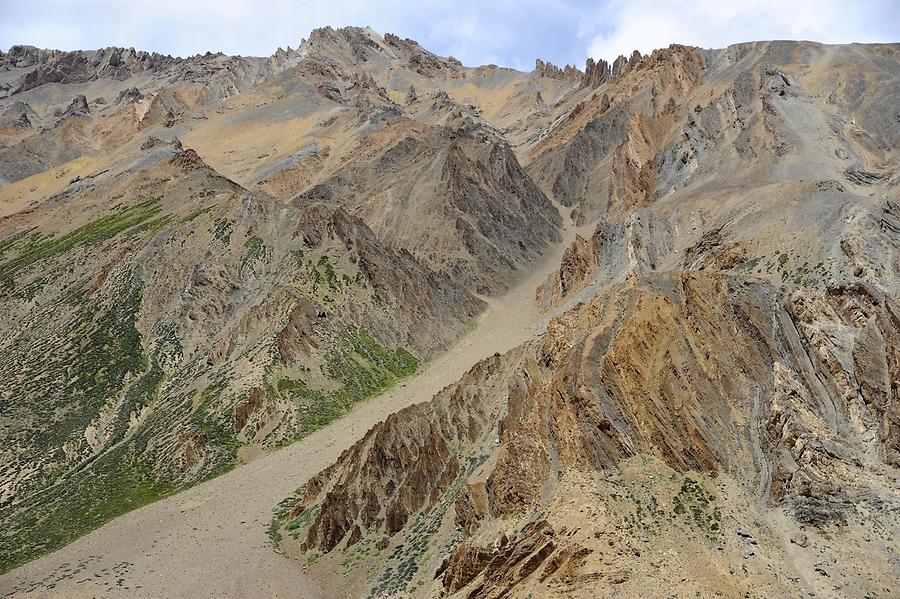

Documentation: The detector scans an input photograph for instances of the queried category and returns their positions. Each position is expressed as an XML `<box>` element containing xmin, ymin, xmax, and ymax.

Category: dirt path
<box><xmin>0</xmin><ymin>212</ymin><xmax>587</xmax><ymax>599</ymax></box>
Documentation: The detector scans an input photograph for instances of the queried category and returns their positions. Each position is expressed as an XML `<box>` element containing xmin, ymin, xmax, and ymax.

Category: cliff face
<box><xmin>286</xmin><ymin>273</ymin><xmax>900</xmax><ymax>598</ymax></box>
<box><xmin>526</xmin><ymin>42</ymin><xmax>900</xmax><ymax>226</ymax></box>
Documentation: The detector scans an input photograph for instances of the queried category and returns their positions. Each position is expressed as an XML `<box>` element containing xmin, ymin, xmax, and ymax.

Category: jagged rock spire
<box><xmin>534</xmin><ymin>51</ymin><xmax>642</xmax><ymax>88</ymax></box>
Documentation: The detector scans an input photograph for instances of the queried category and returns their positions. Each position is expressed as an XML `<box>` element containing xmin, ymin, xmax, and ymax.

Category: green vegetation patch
<box><xmin>325</xmin><ymin>327</ymin><xmax>419</xmax><ymax>407</ymax></box>
<box><xmin>189</xmin><ymin>382</ymin><xmax>240</xmax><ymax>474</ymax></box>
<box><xmin>10</xmin><ymin>276</ymin><xmax>147</xmax><ymax>453</ymax></box>
<box><xmin>0</xmin><ymin>198</ymin><xmax>163</xmax><ymax>285</ymax></box>
<box><xmin>241</xmin><ymin>235</ymin><xmax>270</xmax><ymax>268</ymax></box>
<box><xmin>672</xmin><ymin>477</ymin><xmax>722</xmax><ymax>539</ymax></box>
<box><xmin>273</xmin><ymin>328</ymin><xmax>419</xmax><ymax>443</ymax></box>
<box><xmin>0</xmin><ymin>272</ymin><xmax>180</xmax><ymax>575</ymax></box>
<box><xmin>369</xmin><ymin>453</ymin><xmax>485</xmax><ymax>596</ymax></box>
<box><xmin>212</xmin><ymin>218</ymin><xmax>233</xmax><ymax>245</ymax></box>
<box><xmin>0</xmin><ymin>445</ymin><xmax>176</xmax><ymax>575</ymax></box>
<box><xmin>268</xmin><ymin>487</ymin><xmax>308</xmax><ymax>551</ymax></box>
<box><xmin>760</xmin><ymin>249</ymin><xmax>830</xmax><ymax>288</ymax></box>
<box><xmin>295</xmin><ymin>250</ymin><xmax>368</xmax><ymax>301</ymax></box>
<box><xmin>274</xmin><ymin>327</ymin><xmax>419</xmax><ymax>444</ymax></box>
<box><xmin>181</xmin><ymin>205</ymin><xmax>216</xmax><ymax>223</ymax></box>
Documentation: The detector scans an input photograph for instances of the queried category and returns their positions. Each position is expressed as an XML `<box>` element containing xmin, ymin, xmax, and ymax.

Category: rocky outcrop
<box><xmin>583</xmin><ymin>57</ymin><xmax>611</xmax><ymax>87</ymax></box>
<box><xmin>442</xmin><ymin>520</ymin><xmax>560</xmax><ymax>596</ymax></box>
<box><xmin>681</xmin><ymin>226</ymin><xmax>749</xmax><ymax>271</ymax></box>
<box><xmin>384</xmin><ymin>33</ymin><xmax>462</xmax><ymax>77</ymax></box>
<box><xmin>529</xmin><ymin>45</ymin><xmax>703</xmax><ymax>221</ymax></box>
<box><xmin>1</xmin><ymin>44</ymin><xmax>261</xmax><ymax>104</ymax></box>
<box><xmin>535</xmin><ymin>55</ymin><xmax>628</xmax><ymax>88</ymax></box>
<box><xmin>296</xmin><ymin>352</ymin><xmax>509</xmax><ymax>551</ymax></box>
<box><xmin>287</xmin><ymin>272</ymin><xmax>900</xmax><ymax>597</ymax></box>
<box><xmin>62</xmin><ymin>95</ymin><xmax>90</xmax><ymax>118</ymax></box>
<box><xmin>840</xmin><ymin>198</ymin><xmax>900</xmax><ymax>287</ymax></box>
<box><xmin>114</xmin><ymin>86</ymin><xmax>144</xmax><ymax>104</ymax></box>
<box><xmin>0</xmin><ymin>101</ymin><xmax>35</xmax><ymax>146</ymax></box>
<box><xmin>2</xmin><ymin>45</ymin><xmax>177</xmax><ymax>96</ymax></box>
<box><xmin>536</xmin><ymin>233</ymin><xmax>597</xmax><ymax>304</ymax></box>
<box><xmin>534</xmin><ymin>59</ymin><xmax>584</xmax><ymax>84</ymax></box>
<box><xmin>404</xmin><ymin>84</ymin><xmax>417</xmax><ymax>104</ymax></box>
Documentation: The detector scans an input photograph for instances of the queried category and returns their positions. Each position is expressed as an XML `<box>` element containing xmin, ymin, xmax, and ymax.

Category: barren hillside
<box><xmin>0</xmin><ymin>27</ymin><xmax>897</xmax><ymax>599</ymax></box>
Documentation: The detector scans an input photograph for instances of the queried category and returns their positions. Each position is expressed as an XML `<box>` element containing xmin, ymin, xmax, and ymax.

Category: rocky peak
<box><xmin>300</xmin><ymin>25</ymin><xmax>391</xmax><ymax>64</ymax></box>
<box><xmin>429</xmin><ymin>89</ymin><xmax>455</xmax><ymax>109</ymax></box>
<box><xmin>139</xmin><ymin>135</ymin><xmax>182</xmax><ymax>151</ymax></box>
<box><xmin>1</xmin><ymin>45</ymin><xmax>67</xmax><ymax>69</ymax></box>
<box><xmin>610</xmin><ymin>49</ymin><xmax>643</xmax><ymax>79</ymax></box>
<box><xmin>534</xmin><ymin>58</ymin><xmax>584</xmax><ymax>84</ymax></box>
<box><xmin>89</xmin><ymin>46</ymin><xmax>176</xmax><ymax>79</ymax></box>
<box><xmin>535</xmin><ymin>53</ymin><xmax>640</xmax><ymax>88</ymax></box>
<box><xmin>2</xmin><ymin>45</ymin><xmax>177</xmax><ymax>96</ymax></box>
<box><xmin>348</xmin><ymin>71</ymin><xmax>400</xmax><ymax>120</ymax></box>
<box><xmin>384</xmin><ymin>32</ymin><xmax>462</xmax><ymax>76</ymax></box>
<box><xmin>583</xmin><ymin>56</ymin><xmax>611</xmax><ymax>86</ymax></box>
<box><xmin>62</xmin><ymin>94</ymin><xmax>90</xmax><ymax>117</ymax></box>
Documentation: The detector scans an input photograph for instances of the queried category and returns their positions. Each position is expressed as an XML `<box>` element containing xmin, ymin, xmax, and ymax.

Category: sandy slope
<box><xmin>0</xmin><ymin>206</ymin><xmax>587</xmax><ymax>599</ymax></box>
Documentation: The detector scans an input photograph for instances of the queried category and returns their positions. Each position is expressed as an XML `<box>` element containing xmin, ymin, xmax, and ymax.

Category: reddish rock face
<box><xmin>290</xmin><ymin>273</ymin><xmax>900</xmax><ymax>595</ymax></box>
<box><xmin>536</xmin><ymin>233</ymin><xmax>597</xmax><ymax>305</ymax></box>
<box><xmin>234</xmin><ymin>388</ymin><xmax>264</xmax><ymax>431</ymax></box>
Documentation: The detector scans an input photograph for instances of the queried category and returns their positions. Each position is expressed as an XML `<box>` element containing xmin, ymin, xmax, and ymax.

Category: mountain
<box><xmin>0</xmin><ymin>26</ymin><xmax>897</xmax><ymax>599</ymax></box>
<box><xmin>271</xmin><ymin>39</ymin><xmax>900</xmax><ymax>599</ymax></box>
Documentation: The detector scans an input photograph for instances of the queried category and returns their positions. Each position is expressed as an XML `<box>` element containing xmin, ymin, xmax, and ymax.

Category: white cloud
<box><xmin>587</xmin><ymin>0</ymin><xmax>899</xmax><ymax>61</ymax></box>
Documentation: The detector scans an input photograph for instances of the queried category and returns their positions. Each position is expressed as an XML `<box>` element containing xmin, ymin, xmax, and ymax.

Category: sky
<box><xmin>1</xmin><ymin>0</ymin><xmax>898</xmax><ymax>71</ymax></box>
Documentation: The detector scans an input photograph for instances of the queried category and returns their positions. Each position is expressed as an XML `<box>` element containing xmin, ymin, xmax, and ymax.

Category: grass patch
<box><xmin>268</xmin><ymin>488</ymin><xmax>308</xmax><ymax>552</ymax></box>
<box><xmin>672</xmin><ymin>477</ymin><xmax>721</xmax><ymax>539</ymax></box>
<box><xmin>0</xmin><ymin>445</ymin><xmax>176</xmax><ymax>575</ymax></box>
<box><xmin>190</xmin><ymin>382</ymin><xmax>240</xmax><ymax>473</ymax></box>
<box><xmin>0</xmin><ymin>198</ymin><xmax>163</xmax><ymax>286</ymax></box>
<box><xmin>274</xmin><ymin>328</ymin><xmax>419</xmax><ymax>443</ymax></box>
<box><xmin>212</xmin><ymin>218</ymin><xmax>232</xmax><ymax>245</ymax></box>
<box><xmin>325</xmin><ymin>327</ymin><xmax>419</xmax><ymax>407</ymax></box>
<box><xmin>0</xmin><ymin>272</ymin><xmax>182</xmax><ymax>575</ymax></box>
<box><xmin>241</xmin><ymin>235</ymin><xmax>270</xmax><ymax>268</ymax></box>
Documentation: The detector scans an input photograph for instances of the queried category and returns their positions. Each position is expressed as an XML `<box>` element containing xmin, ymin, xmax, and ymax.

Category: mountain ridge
<box><xmin>0</xmin><ymin>25</ymin><xmax>898</xmax><ymax>599</ymax></box>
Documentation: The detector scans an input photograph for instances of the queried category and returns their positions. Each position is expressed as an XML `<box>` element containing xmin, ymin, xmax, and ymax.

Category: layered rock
<box><xmin>1</xmin><ymin>30</ymin><xmax>898</xmax><ymax>593</ymax></box>
<box><xmin>536</xmin><ymin>233</ymin><xmax>597</xmax><ymax>304</ymax></box>
<box><xmin>61</xmin><ymin>94</ymin><xmax>90</xmax><ymax>117</ymax></box>
<box><xmin>285</xmin><ymin>272</ymin><xmax>900</xmax><ymax>597</ymax></box>
<box><xmin>526</xmin><ymin>40</ymin><xmax>900</xmax><ymax>224</ymax></box>
<box><xmin>529</xmin><ymin>45</ymin><xmax>704</xmax><ymax>221</ymax></box>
